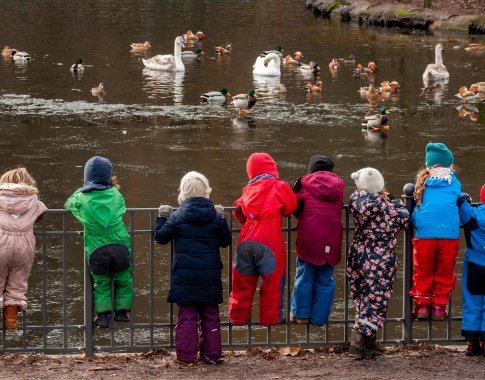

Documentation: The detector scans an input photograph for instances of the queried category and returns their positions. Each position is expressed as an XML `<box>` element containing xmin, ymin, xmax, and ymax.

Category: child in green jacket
<box><xmin>65</xmin><ymin>156</ymin><xmax>133</xmax><ymax>328</ymax></box>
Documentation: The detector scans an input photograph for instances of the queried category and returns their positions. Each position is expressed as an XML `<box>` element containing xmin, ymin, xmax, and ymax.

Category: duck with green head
<box><xmin>231</xmin><ymin>89</ymin><xmax>257</xmax><ymax>115</ymax></box>
<box><xmin>70</xmin><ymin>58</ymin><xmax>84</xmax><ymax>73</ymax></box>
<box><xmin>200</xmin><ymin>88</ymin><xmax>231</xmax><ymax>103</ymax></box>
<box><xmin>364</xmin><ymin>106</ymin><xmax>389</xmax><ymax>130</ymax></box>
<box><xmin>261</xmin><ymin>46</ymin><xmax>283</xmax><ymax>58</ymax></box>
<box><xmin>181</xmin><ymin>47</ymin><xmax>205</xmax><ymax>59</ymax></box>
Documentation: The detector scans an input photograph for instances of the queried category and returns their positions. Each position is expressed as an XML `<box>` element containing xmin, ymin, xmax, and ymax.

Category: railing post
<box><xmin>84</xmin><ymin>258</ymin><xmax>94</xmax><ymax>356</ymax></box>
<box><xmin>402</xmin><ymin>183</ymin><xmax>416</xmax><ymax>345</ymax></box>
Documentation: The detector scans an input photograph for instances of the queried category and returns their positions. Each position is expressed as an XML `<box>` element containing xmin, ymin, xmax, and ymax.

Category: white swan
<box><xmin>142</xmin><ymin>36</ymin><xmax>185</xmax><ymax>72</ymax></box>
<box><xmin>423</xmin><ymin>43</ymin><xmax>449</xmax><ymax>84</ymax></box>
<box><xmin>252</xmin><ymin>52</ymin><xmax>281</xmax><ymax>77</ymax></box>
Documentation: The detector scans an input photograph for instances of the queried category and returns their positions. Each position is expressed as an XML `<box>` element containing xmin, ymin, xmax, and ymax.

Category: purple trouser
<box><xmin>176</xmin><ymin>304</ymin><xmax>221</xmax><ymax>363</ymax></box>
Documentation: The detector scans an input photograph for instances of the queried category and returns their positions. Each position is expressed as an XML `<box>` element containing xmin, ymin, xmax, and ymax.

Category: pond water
<box><xmin>0</xmin><ymin>0</ymin><xmax>484</xmax><ymax>347</ymax></box>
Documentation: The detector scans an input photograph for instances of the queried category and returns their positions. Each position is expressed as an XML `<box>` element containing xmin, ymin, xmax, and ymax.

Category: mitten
<box><xmin>158</xmin><ymin>204</ymin><xmax>173</xmax><ymax>218</ymax></box>
<box><xmin>214</xmin><ymin>204</ymin><xmax>225</xmax><ymax>218</ymax></box>
<box><xmin>457</xmin><ymin>193</ymin><xmax>472</xmax><ymax>207</ymax></box>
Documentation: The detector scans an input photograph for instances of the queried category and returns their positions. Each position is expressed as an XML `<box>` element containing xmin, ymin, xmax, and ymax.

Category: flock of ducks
<box><xmin>2</xmin><ymin>36</ymin><xmax>485</xmax><ymax>122</ymax></box>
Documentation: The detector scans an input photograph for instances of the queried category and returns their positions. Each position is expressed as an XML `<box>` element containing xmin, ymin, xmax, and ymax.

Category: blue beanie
<box><xmin>425</xmin><ymin>143</ymin><xmax>454</xmax><ymax>168</ymax></box>
<box><xmin>80</xmin><ymin>156</ymin><xmax>113</xmax><ymax>193</ymax></box>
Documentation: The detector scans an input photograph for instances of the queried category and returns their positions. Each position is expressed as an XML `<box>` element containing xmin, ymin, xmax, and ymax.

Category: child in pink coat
<box><xmin>0</xmin><ymin>168</ymin><xmax>47</xmax><ymax>330</ymax></box>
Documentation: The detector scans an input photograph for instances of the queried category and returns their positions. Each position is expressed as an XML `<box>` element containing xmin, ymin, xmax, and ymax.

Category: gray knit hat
<box><xmin>351</xmin><ymin>167</ymin><xmax>384</xmax><ymax>194</ymax></box>
<box><xmin>80</xmin><ymin>156</ymin><xmax>113</xmax><ymax>193</ymax></box>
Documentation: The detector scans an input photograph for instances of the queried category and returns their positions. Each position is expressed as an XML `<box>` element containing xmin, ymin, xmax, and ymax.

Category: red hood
<box><xmin>300</xmin><ymin>171</ymin><xmax>344</xmax><ymax>203</ymax></box>
<box><xmin>246</xmin><ymin>153</ymin><xmax>278</xmax><ymax>179</ymax></box>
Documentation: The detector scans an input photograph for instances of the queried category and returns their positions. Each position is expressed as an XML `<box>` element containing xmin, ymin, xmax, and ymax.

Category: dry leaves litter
<box><xmin>0</xmin><ymin>344</ymin><xmax>484</xmax><ymax>379</ymax></box>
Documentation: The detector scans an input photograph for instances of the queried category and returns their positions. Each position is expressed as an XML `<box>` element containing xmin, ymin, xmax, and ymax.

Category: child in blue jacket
<box><xmin>457</xmin><ymin>184</ymin><xmax>485</xmax><ymax>356</ymax></box>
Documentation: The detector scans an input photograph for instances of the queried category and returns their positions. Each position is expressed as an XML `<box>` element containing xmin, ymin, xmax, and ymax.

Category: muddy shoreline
<box><xmin>305</xmin><ymin>0</ymin><xmax>485</xmax><ymax>34</ymax></box>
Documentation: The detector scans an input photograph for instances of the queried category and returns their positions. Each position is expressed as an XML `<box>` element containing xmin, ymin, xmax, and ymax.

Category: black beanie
<box><xmin>308</xmin><ymin>155</ymin><xmax>334</xmax><ymax>174</ymax></box>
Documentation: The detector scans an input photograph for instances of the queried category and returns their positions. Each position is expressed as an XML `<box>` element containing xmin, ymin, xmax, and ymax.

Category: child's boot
<box><xmin>465</xmin><ymin>339</ymin><xmax>482</xmax><ymax>356</ymax></box>
<box><xmin>365</xmin><ymin>332</ymin><xmax>386</xmax><ymax>355</ymax></box>
<box><xmin>114</xmin><ymin>309</ymin><xmax>131</xmax><ymax>323</ymax></box>
<box><xmin>4</xmin><ymin>305</ymin><xmax>19</xmax><ymax>331</ymax></box>
<box><xmin>349</xmin><ymin>330</ymin><xmax>373</xmax><ymax>360</ymax></box>
<box><xmin>412</xmin><ymin>304</ymin><xmax>429</xmax><ymax>320</ymax></box>
<box><xmin>94</xmin><ymin>311</ymin><xmax>112</xmax><ymax>328</ymax></box>
<box><xmin>431</xmin><ymin>305</ymin><xmax>447</xmax><ymax>321</ymax></box>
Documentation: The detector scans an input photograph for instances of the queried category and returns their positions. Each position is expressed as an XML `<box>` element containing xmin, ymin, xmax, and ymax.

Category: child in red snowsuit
<box><xmin>229</xmin><ymin>153</ymin><xmax>297</xmax><ymax>326</ymax></box>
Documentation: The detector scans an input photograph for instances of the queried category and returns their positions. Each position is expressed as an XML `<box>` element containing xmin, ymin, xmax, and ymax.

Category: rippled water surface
<box><xmin>1</xmin><ymin>0</ymin><xmax>485</xmax><ymax>344</ymax></box>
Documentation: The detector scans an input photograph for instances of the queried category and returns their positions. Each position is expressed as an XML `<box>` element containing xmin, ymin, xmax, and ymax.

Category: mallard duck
<box><xmin>253</xmin><ymin>53</ymin><xmax>281</xmax><ymax>77</ymax></box>
<box><xmin>183</xmin><ymin>30</ymin><xmax>204</xmax><ymax>43</ymax></box>
<box><xmin>182</xmin><ymin>47</ymin><xmax>205</xmax><ymax>59</ymax></box>
<box><xmin>464</xmin><ymin>43</ymin><xmax>485</xmax><ymax>52</ymax></box>
<box><xmin>91</xmin><ymin>83</ymin><xmax>105</xmax><ymax>97</ymax></box>
<box><xmin>366</xmin><ymin>84</ymin><xmax>382</xmax><ymax>107</ymax></box>
<box><xmin>214</xmin><ymin>43</ymin><xmax>232</xmax><ymax>55</ymax></box>
<box><xmin>300</xmin><ymin>61</ymin><xmax>320</xmax><ymax>76</ymax></box>
<box><xmin>142</xmin><ymin>36</ymin><xmax>185</xmax><ymax>72</ymax></box>
<box><xmin>380</xmin><ymin>81</ymin><xmax>400</xmax><ymax>93</ymax></box>
<box><xmin>231</xmin><ymin>89</ymin><xmax>257</xmax><ymax>115</ymax></box>
<box><xmin>70</xmin><ymin>58</ymin><xmax>84</xmax><ymax>73</ymax></box>
<box><xmin>328</xmin><ymin>58</ymin><xmax>340</xmax><ymax>71</ymax></box>
<box><xmin>283</xmin><ymin>51</ymin><xmax>303</xmax><ymax>65</ymax></box>
<box><xmin>478</xmin><ymin>82</ymin><xmax>485</xmax><ymax>93</ymax></box>
<box><xmin>273</xmin><ymin>84</ymin><xmax>287</xmax><ymax>94</ymax></box>
<box><xmin>130</xmin><ymin>41</ymin><xmax>151</xmax><ymax>51</ymax></box>
<box><xmin>455</xmin><ymin>83</ymin><xmax>479</xmax><ymax>102</ymax></box>
<box><xmin>363</xmin><ymin>106</ymin><xmax>389</xmax><ymax>130</ymax></box>
<box><xmin>200</xmin><ymin>88</ymin><xmax>231</xmax><ymax>103</ymax></box>
<box><xmin>2</xmin><ymin>46</ymin><xmax>16</xmax><ymax>57</ymax></box>
<box><xmin>11</xmin><ymin>50</ymin><xmax>31</xmax><ymax>62</ymax></box>
<box><xmin>423</xmin><ymin>43</ymin><xmax>449</xmax><ymax>84</ymax></box>
<box><xmin>337</xmin><ymin>54</ymin><xmax>356</xmax><ymax>64</ymax></box>
<box><xmin>305</xmin><ymin>80</ymin><xmax>323</xmax><ymax>93</ymax></box>
<box><xmin>260</xmin><ymin>46</ymin><xmax>284</xmax><ymax>58</ymax></box>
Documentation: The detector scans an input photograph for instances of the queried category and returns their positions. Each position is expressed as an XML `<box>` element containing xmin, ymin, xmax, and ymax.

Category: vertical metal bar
<box><xmin>169</xmin><ymin>239</ymin><xmax>174</xmax><ymax>347</ymax></box>
<box><xmin>42</xmin><ymin>212</ymin><xmax>48</xmax><ymax>350</ymax></box>
<box><xmin>267</xmin><ymin>326</ymin><xmax>271</xmax><ymax>345</ymax></box>
<box><xmin>149</xmin><ymin>211</ymin><xmax>154</xmax><ymax>348</ymax></box>
<box><xmin>84</xmin><ymin>257</ymin><xmax>94</xmax><ymax>356</ymax></box>
<box><xmin>344</xmin><ymin>206</ymin><xmax>350</xmax><ymax>343</ymax></box>
<box><xmin>402</xmin><ymin>184</ymin><xmax>415</xmax><ymax>344</ymax></box>
<box><xmin>62</xmin><ymin>212</ymin><xmax>68</xmax><ymax>349</ymax></box>
<box><xmin>129</xmin><ymin>211</ymin><xmax>135</xmax><ymax>348</ymax></box>
<box><xmin>286</xmin><ymin>215</ymin><xmax>291</xmax><ymax>344</ymax></box>
<box><xmin>228</xmin><ymin>211</ymin><xmax>233</xmax><ymax>346</ymax></box>
<box><xmin>447</xmin><ymin>297</ymin><xmax>452</xmax><ymax>340</ymax></box>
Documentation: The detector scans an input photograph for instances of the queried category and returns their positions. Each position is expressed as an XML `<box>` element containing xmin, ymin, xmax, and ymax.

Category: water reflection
<box><xmin>420</xmin><ymin>83</ymin><xmax>448</xmax><ymax>105</ymax></box>
<box><xmin>252</xmin><ymin>75</ymin><xmax>282</xmax><ymax>99</ymax></box>
<box><xmin>232</xmin><ymin>116</ymin><xmax>256</xmax><ymax>129</ymax></box>
<box><xmin>142</xmin><ymin>69</ymin><xmax>184</xmax><ymax>104</ymax></box>
<box><xmin>457</xmin><ymin>104</ymin><xmax>479</xmax><ymax>121</ymax></box>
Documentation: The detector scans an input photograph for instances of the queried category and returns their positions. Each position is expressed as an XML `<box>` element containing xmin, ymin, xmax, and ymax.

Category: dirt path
<box><xmin>1</xmin><ymin>344</ymin><xmax>484</xmax><ymax>379</ymax></box>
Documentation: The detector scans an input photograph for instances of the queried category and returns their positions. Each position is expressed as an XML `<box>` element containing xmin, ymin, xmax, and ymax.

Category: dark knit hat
<box><xmin>480</xmin><ymin>184</ymin><xmax>485</xmax><ymax>203</ymax></box>
<box><xmin>425</xmin><ymin>143</ymin><xmax>454</xmax><ymax>168</ymax></box>
<box><xmin>80</xmin><ymin>156</ymin><xmax>113</xmax><ymax>193</ymax></box>
<box><xmin>308</xmin><ymin>155</ymin><xmax>334</xmax><ymax>174</ymax></box>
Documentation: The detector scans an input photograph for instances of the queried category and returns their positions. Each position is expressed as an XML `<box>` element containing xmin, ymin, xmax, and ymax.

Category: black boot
<box><xmin>465</xmin><ymin>339</ymin><xmax>482</xmax><ymax>356</ymax></box>
<box><xmin>114</xmin><ymin>309</ymin><xmax>131</xmax><ymax>323</ymax></box>
<box><xmin>349</xmin><ymin>330</ymin><xmax>374</xmax><ymax>360</ymax></box>
<box><xmin>365</xmin><ymin>333</ymin><xmax>386</xmax><ymax>355</ymax></box>
<box><xmin>94</xmin><ymin>311</ymin><xmax>112</xmax><ymax>328</ymax></box>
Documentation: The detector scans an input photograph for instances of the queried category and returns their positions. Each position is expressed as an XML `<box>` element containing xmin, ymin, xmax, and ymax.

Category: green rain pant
<box><xmin>92</xmin><ymin>267</ymin><xmax>134</xmax><ymax>313</ymax></box>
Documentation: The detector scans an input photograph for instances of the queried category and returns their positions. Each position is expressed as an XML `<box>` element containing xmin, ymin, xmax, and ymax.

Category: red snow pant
<box><xmin>409</xmin><ymin>238</ymin><xmax>460</xmax><ymax>306</ymax></box>
<box><xmin>229</xmin><ymin>240</ymin><xmax>285</xmax><ymax>326</ymax></box>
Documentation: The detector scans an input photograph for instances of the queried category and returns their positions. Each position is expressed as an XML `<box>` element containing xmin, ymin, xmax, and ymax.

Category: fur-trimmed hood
<box><xmin>0</xmin><ymin>183</ymin><xmax>39</xmax><ymax>216</ymax></box>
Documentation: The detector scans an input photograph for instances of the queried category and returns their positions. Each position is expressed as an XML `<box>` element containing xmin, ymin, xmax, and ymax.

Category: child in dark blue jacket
<box><xmin>153</xmin><ymin>171</ymin><xmax>232</xmax><ymax>364</ymax></box>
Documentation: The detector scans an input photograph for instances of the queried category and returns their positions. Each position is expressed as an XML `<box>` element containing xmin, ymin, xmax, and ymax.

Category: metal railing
<box><xmin>0</xmin><ymin>187</ymin><xmax>468</xmax><ymax>355</ymax></box>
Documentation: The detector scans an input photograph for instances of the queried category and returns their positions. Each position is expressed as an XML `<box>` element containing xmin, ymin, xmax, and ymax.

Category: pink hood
<box><xmin>0</xmin><ymin>184</ymin><xmax>47</xmax><ymax>232</ymax></box>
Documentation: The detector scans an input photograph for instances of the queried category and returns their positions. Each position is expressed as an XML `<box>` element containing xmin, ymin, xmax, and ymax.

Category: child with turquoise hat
<box><xmin>409</xmin><ymin>143</ymin><xmax>461</xmax><ymax>321</ymax></box>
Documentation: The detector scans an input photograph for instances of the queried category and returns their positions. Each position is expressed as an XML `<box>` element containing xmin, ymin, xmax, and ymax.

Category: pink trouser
<box><xmin>0</xmin><ymin>232</ymin><xmax>36</xmax><ymax>311</ymax></box>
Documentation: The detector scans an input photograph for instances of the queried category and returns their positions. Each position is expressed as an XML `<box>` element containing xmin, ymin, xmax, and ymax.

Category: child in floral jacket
<box><xmin>347</xmin><ymin>167</ymin><xmax>409</xmax><ymax>359</ymax></box>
